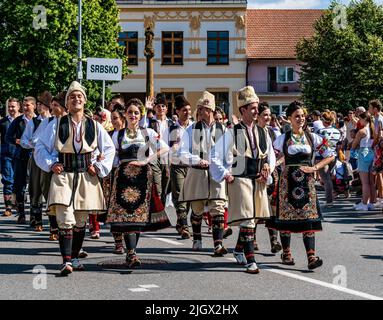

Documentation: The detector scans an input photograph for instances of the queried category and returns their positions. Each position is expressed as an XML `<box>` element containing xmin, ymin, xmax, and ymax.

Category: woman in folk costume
<box><xmin>34</xmin><ymin>81</ymin><xmax>115</xmax><ymax>276</ymax></box>
<box><xmin>106</xmin><ymin>99</ymin><xmax>170</xmax><ymax>268</ymax></box>
<box><xmin>210</xmin><ymin>86</ymin><xmax>275</xmax><ymax>274</ymax></box>
<box><xmin>273</xmin><ymin>101</ymin><xmax>335</xmax><ymax>270</ymax></box>
<box><xmin>99</xmin><ymin>103</ymin><xmax>127</xmax><ymax>254</ymax></box>
<box><xmin>179</xmin><ymin>91</ymin><xmax>228</xmax><ymax>257</ymax></box>
<box><xmin>253</xmin><ymin>102</ymin><xmax>282</xmax><ymax>254</ymax></box>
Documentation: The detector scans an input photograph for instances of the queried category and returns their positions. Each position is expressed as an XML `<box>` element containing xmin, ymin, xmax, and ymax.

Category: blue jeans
<box><xmin>1</xmin><ymin>155</ymin><xmax>14</xmax><ymax>195</ymax></box>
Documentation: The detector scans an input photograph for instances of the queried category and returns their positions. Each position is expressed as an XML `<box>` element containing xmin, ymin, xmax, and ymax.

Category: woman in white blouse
<box><xmin>273</xmin><ymin>101</ymin><xmax>335</xmax><ymax>270</ymax></box>
<box><xmin>106</xmin><ymin>99</ymin><xmax>170</xmax><ymax>268</ymax></box>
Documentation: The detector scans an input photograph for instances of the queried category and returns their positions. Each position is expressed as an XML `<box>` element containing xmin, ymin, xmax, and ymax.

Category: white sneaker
<box><xmin>245</xmin><ymin>262</ymin><xmax>260</xmax><ymax>274</ymax></box>
<box><xmin>354</xmin><ymin>203</ymin><xmax>369</xmax><ymax>211</ymax></box>
<box><xmin>233</xmin><ymin>250</ymin><xmax>247</xmax><ymax>265</ymax></box>
<box><xmin>71</xmin><ymin>258</ymin><xmax>85</xmax><ymax>271</ymax></box>
<box><xmin>192</xmin><ymin>240</ymin><xmax>202</xmax><ymax>251</ymax></box>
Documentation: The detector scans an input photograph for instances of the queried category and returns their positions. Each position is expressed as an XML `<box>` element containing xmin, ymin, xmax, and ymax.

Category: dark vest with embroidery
<box><xmin>55</xmin><ymin>115</ymin><xmax>97</xmax><ymax>172</ymax></box>
<box><xmin>117</xmin><ymin>127</ymin><xmax>150</xmax><ymax>162</ymax></box>
<box><xmin>232</xmin><ymin>122</ymin><xmax>268</xmax><ymax>178</ymax></box>
<box><xmin>283</xmin><ymin>130</ymin><xmax>314</xmax><ymax>166</ymax></box>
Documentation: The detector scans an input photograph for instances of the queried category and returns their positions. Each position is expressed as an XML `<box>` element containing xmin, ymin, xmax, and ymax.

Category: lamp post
<box><xmin>77</xmin><ymin>0</ymin><xmax>83</xmax><ymax>83</ymax></box>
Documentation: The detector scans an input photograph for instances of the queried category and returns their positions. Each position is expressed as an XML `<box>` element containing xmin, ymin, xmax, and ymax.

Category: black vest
<box><xmin>192</xmin><ymin>121</ymin><xmax>224</xmax><ymax>161</ymax></box>
<box><xmin>57</xmin><ymin>115</ymin><xmax>96</xmax><ymax>149</ymax></box>
<box><xmin>232</xmin><ymin>122</ymin><xmax>268</xmax><ymax>178</ymax></box>
<box><xmin>117</xmin><ymin>127</ymin><xmax>150</xmax><ymax>161</ymax></box>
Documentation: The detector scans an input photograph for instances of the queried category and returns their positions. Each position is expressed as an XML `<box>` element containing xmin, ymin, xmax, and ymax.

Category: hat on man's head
<box><xmin>65</xmin><ymin>81</ymin><xmax>87</xmax><ymax>106</ymax></box>
<box><xmin>155</xmin><ymin>93</ymin><xmax>167</xmax><ymax>106</ymax></box>
<box><xmin>174</xmin><ymin>95</ymin><xmax>191</xmax><ymax>110</ymax></box>
<box><xmin>52</xmin><ymin>91</ymin><xmax>67</xmax><ymax>110</ymax></box>
<box><xmin>37</xmin><ymin>91</ymin><xmax>52</xmax><ymax>108</ymax></box>
<box><xmin>355</xmin><ymin>106</ymin><xmax>366</xmax><ymax>113</ymax></box>
<box><xmin>312</xmin><ymin>110</ymin><xmax>321</xmax><ymax>117</ymax></box>
<box><xmin>197</xmin><ymin>91</ymin><xmax>216</xmax><ymax>112</ymax></box>
<box><xmin>237</xmin><ymin>86</ymin><xmax>259</xmax><ymax>109</ymax></box>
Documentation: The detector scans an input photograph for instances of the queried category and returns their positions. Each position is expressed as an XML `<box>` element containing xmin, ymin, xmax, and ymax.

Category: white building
<box><xmin>112</xmin><ymin>0</ymin><xmax>247</xmax><ymax>116</ymax></box>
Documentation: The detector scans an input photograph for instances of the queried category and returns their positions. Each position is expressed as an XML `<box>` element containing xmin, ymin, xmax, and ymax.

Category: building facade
<box><xmin>112</xmin><ymin>0</ymin><xmax>247</xmax><ymax>117</ymax></box>
<box><xmin>246</xmin><ymin>9</ymin><xmax>323</xmax><ymax>115</ymax></box>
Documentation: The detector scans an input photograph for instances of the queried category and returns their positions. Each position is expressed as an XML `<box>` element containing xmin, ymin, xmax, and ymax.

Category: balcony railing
<box><xmin>248</xmin><ymin>81</ymin><xmax>301</xmax><ymax>94</ymax></box>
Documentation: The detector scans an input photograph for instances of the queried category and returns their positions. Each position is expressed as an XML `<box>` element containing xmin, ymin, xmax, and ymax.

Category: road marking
<box><xmin>129</xmin><ymin>288</ymin><xmax>150</xmax><ymax>292</ymax></box>
<box><xmin>143</xmin><ymin>235</ymin><xmax>184</xmax><ymax>246</ymax></box>
<box><xmin>225</xmin><ymin>258</ymin><xmax>382</xmax><ymax>300</ymax></box>
<box><xmin>139</xmin><ymin>284</ymin><xmax>159</xmax><ymax>289</ymax></box>
<box><xmin>263</xmin><ymin>266</ymin><xmax>383</xmax><ymax>300</ymax></box>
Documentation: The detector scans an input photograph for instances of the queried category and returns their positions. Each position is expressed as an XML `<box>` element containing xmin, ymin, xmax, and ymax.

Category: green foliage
<box><xmin>0</xmin><ymin>0</ymin><xmax>128</xmax><ymax>110</ymax></box>
<box><xmin>297</xmin><ymin>0</ymin><xmax>383</xmax><ymax>114</ymax></box>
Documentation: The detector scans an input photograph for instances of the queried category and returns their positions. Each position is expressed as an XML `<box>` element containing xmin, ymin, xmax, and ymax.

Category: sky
<box><xmin>247</xmin><ymin>0</ymin><xmax>383</xmax><ymax>9</ymax></box>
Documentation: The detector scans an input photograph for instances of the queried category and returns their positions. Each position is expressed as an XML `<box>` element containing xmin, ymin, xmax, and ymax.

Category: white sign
<box><xmin>86</xmin><ymin>58</ymin><xmax>122</xmax><ymax>81</ymax></box>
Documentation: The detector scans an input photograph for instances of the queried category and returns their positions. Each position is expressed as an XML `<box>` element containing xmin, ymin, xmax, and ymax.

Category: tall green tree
<box><xmin>297</xmin><ymin>0</ymin><xmax>383</xmax><ymax>113</ymax></box>
<box><xmin>0</xmin><ymin>0</ymin><xmax>128</xmax><ymax>109</ymax></box>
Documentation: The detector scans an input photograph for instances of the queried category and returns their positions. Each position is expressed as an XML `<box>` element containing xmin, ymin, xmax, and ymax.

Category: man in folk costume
<box><xmin>20</xmin><ymin>91</ymin><xmax>52</xmax><ymax>231</ymax></box>
<box><xmin>5</xmin><ymin>96</ymin><xmax>37</xmax><ymax>224</ymax></box>
<box><xmin>179</xmin><ymin>91</ymin><xmax>228</xmax><ymax>256</ymax></box>
<box><xmin>33</xmin><ymin>91</ymin><xmax>67</xmax><ymax>241</ymax></box>
<box><xmin>168</xmin><ymin>95</ymin><xmax>194</xmax><ymax>239</ymax></box>
<box><xmin>152</xmin><ymin>93</ymin><xmax>174</xmax><ymax>205</ymax></box>
<box><xmin>210</xmin><ymin>86</ymin><xmax>276</xmax><ymax>274</ymax></box>
<box><xmin>34</xmin><ymin>81</ymin><xmax>115</xmax><ymax>276</ymax></box>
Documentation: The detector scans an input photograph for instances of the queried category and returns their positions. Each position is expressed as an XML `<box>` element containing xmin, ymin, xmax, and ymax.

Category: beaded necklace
<box><xmin>126</xmin><ymin>126</ymin><xmax>139</xmax><ymax>140</ymax></box>
<box><xmin>291</xmin><ymin>132</ymin><xmax>306</xmax><ymax>145</ymax></box>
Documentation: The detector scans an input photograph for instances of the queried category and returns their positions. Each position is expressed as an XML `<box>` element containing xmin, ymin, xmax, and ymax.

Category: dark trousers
<box><xmin>170</xmin><ymin>165</ymin><xmax>190</xmax><ymax>228</ymax></box>
<box><xmin>1</xmin><ymin>155</ymin><xmax>15</xmax><ymax>208</ymax></box>
<box><xmin>151</xmin><ymin>160</ymin><xmax>170</xmax><ymax>205</ymax></box>
<box><xmin>13</xmin><ymin>156</ymin><xmax>29</xmax><ymax>211</ymax></box>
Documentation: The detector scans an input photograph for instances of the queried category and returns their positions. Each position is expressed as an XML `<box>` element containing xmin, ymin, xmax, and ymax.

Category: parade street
<box><xmin>0</xmin><ymin>189</ymin><xmax>382</xmax><ymax>301</ymax></box>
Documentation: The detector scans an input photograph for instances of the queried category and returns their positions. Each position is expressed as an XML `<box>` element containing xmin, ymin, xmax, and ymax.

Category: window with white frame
<box><xmin>277</xmin><ymin>66</ymin><xmax>295</xmax><ymax>83</ymax></box>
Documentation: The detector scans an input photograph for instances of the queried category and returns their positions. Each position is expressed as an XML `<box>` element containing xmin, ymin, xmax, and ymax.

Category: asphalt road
<box><xmin>0</xmin><ymin>190</ymin><xmax>382</xmax><ymax>301</ymax></box>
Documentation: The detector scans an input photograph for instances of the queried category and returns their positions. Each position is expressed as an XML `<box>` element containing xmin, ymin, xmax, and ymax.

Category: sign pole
<box><xmin>102</xmin><ymin>80</ymin><xmax>105</xmax><ymax>109</ymax></box>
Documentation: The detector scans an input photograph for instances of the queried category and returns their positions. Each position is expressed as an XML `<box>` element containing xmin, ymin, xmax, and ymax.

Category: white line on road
<box><xmin>129</xmin><ymin>288</ymin><xmax>150</xmax><ymax>292</ymax></box>
<box><xmin>225</xmin><ymin>258</ymin><xmax>382</xmax><ymax>300</ymax></box>
<box><xmin>143</xmin><ymin>235</ymin><xmax>184</xmax><ymax>246</ymax></box>
<box><xmin>139</xmin><ymin>284</ymin><xmax>160</xmax><ymax>289</ymax></box>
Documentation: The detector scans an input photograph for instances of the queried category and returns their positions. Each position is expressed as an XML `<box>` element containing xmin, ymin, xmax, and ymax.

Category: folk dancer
<box><xmin>33</xmin><ymin>91</ymin><xmax>67</xmax><ymax>240</ymax></box>
<box><xmin>168</xmin><ymin>95</ymin><xmax>193</xmax><ymax>239</ymax></box>
<box><xmin>34</xmin><ymin>81</ymin><xmax>115</xmax><ymax>276</ymax></box>
<box><xmin>210</xmin><ymin>86</ymin><xmax>276</xmax><ymax>273</ymax></box>
<box><xmin>179</xmin><ymin>91</ymin><xmax>228</xmax><ymax>256</ymax></box>
<box><xmin>106</xmin><ymin>99</ymin><xmax>170</xmax><ymax>268</ymax></box>
<box><xmin>273</xmin><ymin>101</ymin><xmax>335</xmax><ymax>270</ymax></box>
<box><xmin>20</xmin><ymin>91</ymin><xmax>52</xmax><ymax>231</ymax></box>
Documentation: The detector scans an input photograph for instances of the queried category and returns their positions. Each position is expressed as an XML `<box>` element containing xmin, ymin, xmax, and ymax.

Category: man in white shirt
<box><xmin>312</xmin><ymin>110</ymin><xmax>324</xmax><ymax>133</ymax></box>
<box><xmin>20</xmin><ymin>91</ymin><xmax>52</xmax><ymax>230</ymax></box>
<box><xmin>168</xmin><ymin>95</ymin><xmax>193</xmax><ymax>239</ymax></box>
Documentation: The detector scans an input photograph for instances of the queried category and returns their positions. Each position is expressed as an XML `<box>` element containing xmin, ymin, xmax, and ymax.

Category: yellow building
<box><xmin>112</xmin><ymin>0</ymin><xmax>247</xmax><ymax>117</ymax></box>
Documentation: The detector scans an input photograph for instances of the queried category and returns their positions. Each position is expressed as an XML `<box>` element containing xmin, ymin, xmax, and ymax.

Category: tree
<box><xmin>0</xmin><ymin>0</ymin><xmax>128</xmax><ymax>110</ymax></box>
<box><xmin>297</xmin><ymin>0</ymin><xmax>383</xmax><ymax>113</ymax></box>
